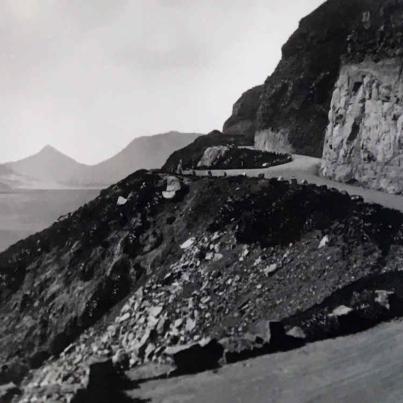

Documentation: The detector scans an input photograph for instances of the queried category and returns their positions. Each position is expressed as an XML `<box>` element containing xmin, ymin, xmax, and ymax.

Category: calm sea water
<box><xmin>0</xmin><ymin>189</ymin><xmax>100</xmax><ymax>252</ymax></box>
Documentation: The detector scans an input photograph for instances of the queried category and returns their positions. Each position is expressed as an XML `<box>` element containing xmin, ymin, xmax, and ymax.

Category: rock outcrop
<box><xmin>223</xmin><ymin>86</ymin><xmax>263</xmax><ymax>139</ymax></box>
<box><xmin>197</xmin><ymin>146</ymin><xmax>230</xmax><ymax>168</ymax></box>
<box><xmin>221</xmin><ymin>0</ymin><xmax>403</xmax><ymax>193</ymax></box>
<box><xmin>247</xmin><ymin>0</ymin><xmax>375</xmax><ymax>156</ymax></box>
<box><xmin>162</xmin><ymin>131</ymin><xmax>251</xmax><ymax>172</ymax></box>
<box><xmin>320</xmin><ymin>59</ymin><xmax>403</xmax><ymax>193</ymax></box>
<box><xmin>320</xmin><ymin>1</ymin><xmax>403</xmax><ymax>193</ymax></box>
<box><xmin>196</xmin><ymin>146</ymin><xmax>292</xmax><ymax>170</ymax></box>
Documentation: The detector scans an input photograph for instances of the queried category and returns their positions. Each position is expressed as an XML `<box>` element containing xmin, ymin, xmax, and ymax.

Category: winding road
<box><xmin>185</xmin><ymin>155</ymin><xmax>403</xmax><ymax>213</ymax></box>
<box><xmin>126</xmin><ymin>156</ymin><xmax>403</xmax><ymax>402</ymax></box>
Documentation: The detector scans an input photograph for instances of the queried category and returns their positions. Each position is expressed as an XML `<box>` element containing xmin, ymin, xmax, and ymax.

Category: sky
<box><xmin>0</xmin><ymin>0</ymin><xmax>324</xmax><ymax>164</ymax></box>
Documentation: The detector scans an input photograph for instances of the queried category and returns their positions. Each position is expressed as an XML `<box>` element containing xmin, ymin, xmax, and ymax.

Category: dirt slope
<box><xmin>2</xmin><ymin>170</ymin><xmax>402</xmax><ymax>401</ymax></box>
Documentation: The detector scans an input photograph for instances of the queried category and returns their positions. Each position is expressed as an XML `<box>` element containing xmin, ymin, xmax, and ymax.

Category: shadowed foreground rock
<box><xmin>167</xmin><ymin>340</ymin><xmax>224</xmax><ymax>374</ymax></box>
<box><xmin>0</xmin><ymin>382</ymin><xmax>20</xmax><ymax>403</ymax></box>
<box><xmin>71</xmin><ymin>360</ymin><xmax>133</xmax><ymax>403</ymax></box>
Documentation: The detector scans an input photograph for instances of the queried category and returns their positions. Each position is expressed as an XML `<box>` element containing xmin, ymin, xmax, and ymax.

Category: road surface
<box><xmin>128</xmin><ymin>319</ymin><xmax>403</xmax><ymax>403</ymax></box>
<box><xmin>184</xmin><ymin>155</ymin><xmax>403</xmax><ymax>213</ymax></box>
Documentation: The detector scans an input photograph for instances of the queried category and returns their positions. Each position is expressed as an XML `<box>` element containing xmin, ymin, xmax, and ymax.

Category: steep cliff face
<box><xmin>224</xmin><ymin>0</ymin><xmax>403</xmax><ymax>156</ymax></box>
<box><xmin>254</xmin><ymin>0</ymin><xmax>374</xmax><ymax>156</ymax></box>
<box><xmin>222</xmin><ymin>0</ymin><xmax>403</xmax><ymax>193</ymax></box>
<box><xmin>320</xmin><ymin>59</ymin><xmax>403</xmax><ymax>193</ymax></box>
<box><xmin>222</xmin><ymin>85</ymin><xmax>263</xmax><ymax>139</ymax></box>
<box><xmin>320</xmin><ymin>1</ymin><xmax>403</xmax><ymax>193</ymax></box>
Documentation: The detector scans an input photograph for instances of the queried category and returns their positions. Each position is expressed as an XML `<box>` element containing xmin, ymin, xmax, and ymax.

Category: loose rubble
<box><xmin>0</xmin><ymin>172</ymin><xmax>403</xmax><ymax>401</ymax></box>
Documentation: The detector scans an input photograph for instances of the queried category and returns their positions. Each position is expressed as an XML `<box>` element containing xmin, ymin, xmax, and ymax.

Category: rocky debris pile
<box><xmin>10</xmin><ymin>173</ymin><xmax>403</xmax><ymax>401</ymax></box>
<box><xmin>16</xmin><ymin>230</ymin><xmax>308</xmax><ymax>401</ymax></box>
<box><xmin>284</xmin><ymin>271</ymin><xmax>403</xmax><ymax>344</ymax></box>
<box><xmin>196</xmin><ymin>145</ymin><xmax>291</xmax><ymax>170</ymax></box>
<box><xmin>0</xmin><ymin>170</ymin><xmax>176</xmax><ymax>384</ymax></box>
<box><xmin>162</xmin><ymin>131</ymin><xmax>251</xmax><ymax>172</ymax></box>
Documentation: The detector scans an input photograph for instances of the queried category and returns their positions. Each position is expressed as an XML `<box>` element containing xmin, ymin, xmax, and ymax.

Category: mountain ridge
<box><xmin>1</xmin><ymin>131</ymin><xmax>202</xmax><ymax>188</ymax></box>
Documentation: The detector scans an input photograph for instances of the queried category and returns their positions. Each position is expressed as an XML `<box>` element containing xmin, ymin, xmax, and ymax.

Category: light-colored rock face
<box><xmin>320</xmin><ymin>58</ymin><xmax>403</xmax><ymax>194</ymax></box>
<box><xmin>197</xmin><ymin>146</ymin><xmax>230</xmax><ymax>168</ymax></box>
<box><xmin>255</xmin><ymin>129</ymin><xmax>294</xmax><ymax>154</ymax></box>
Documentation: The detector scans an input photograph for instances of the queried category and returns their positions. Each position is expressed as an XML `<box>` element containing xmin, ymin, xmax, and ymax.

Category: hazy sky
<box><xmin>0</xmin><ymin>0</ymin><xmax>324</xmax><ymax>164</ymax></box>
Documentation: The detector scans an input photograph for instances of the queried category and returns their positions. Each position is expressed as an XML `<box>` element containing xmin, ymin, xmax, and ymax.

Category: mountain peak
<box><xmin>38</xmin><ymin>145</ymin><xmax>61</xmax><ymax>155</ymax></box>
<box><xmin>35</xmin><ymin>145</ymin><xmax>79</xmax><ymax>162</ymax></box>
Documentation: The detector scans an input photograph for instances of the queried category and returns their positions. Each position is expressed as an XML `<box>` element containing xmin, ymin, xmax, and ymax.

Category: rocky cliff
<box><xmin>320</xmin><ymin>59</ymin><xmax>403</xmax><ymax>193</ymax></box>
<box><xmin>320</xmin><ymin>1</ymin><xmax>403</xmax><ymax>193</ymax></box>
<box><xmin>173</xmin><ymin>1</ymin><xmax>382</xmax><ymax>174</ymax></box>
<box><xmin>222</xmin><ymin>85</ymin><xmax>263</xmax><ymax>140</ymax></box>
<box><xmin>222</xmin><ymin>0</ymin><xmax>403</xmax><ymax>193</ymax></box>
<box><xmin>224</xmin><ymin>0</ymin><xmax>374</xmax><ymax>156</ymax></box>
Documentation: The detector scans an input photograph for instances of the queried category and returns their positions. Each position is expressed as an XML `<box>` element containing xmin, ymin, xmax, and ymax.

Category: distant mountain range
<box><xmin>0</xmin><ymin>131</ymin><xmax>202</xmax><ymax>189</ymax></box>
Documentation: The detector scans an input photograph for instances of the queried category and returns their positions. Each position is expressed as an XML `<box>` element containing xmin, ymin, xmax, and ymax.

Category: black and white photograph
<box><xmin>0</xmin><ymin>0</ymin><xmax>403</xmax><ymax>402</ymax></box>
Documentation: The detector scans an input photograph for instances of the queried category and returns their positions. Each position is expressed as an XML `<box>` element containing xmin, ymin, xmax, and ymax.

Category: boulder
<box><xmin>251</xmin><ymin>320</ymin><xmax>291</xmax><ymax>350</ymax></box>
<box><xmin>125</xmin><ymin>362</ymin><xmax>175</xmax><ymax>382</ymax></box>
<box><xmin>165</xmin><ymin>339</ymin><xmax>224</xmax><ymax>374</ymax></box>
<box><xmin>329</xmin><ymin>305</ymin><xmax>353</xmax><ymax>317</ymax></box>
<box><xmin>0</xmin><ymin>382</ymin><xmax>20</xmax><ymax>403</ymax></box>
<box><xmin>71</xmin><ymin>359</ymin><xmax>125</xmax><ymax>403</ymax></box>
<box><xmin>162</xmin><ymin>176</ymin><xmax>182</xmax><ymax>199</ymax></box>
<box><xmin>197</xmin><ymin>146</ymin><xmax>230</xmax><ymax>168</ymax></box>
<box><xmin>286</xmin><ymin>326</ymin><xmax>306</xmax><ymax>340</ymax></box>
<box><xmin>162</xmin><ymin>131</ymin><xmax>251</xmax><ymax>172</ymax></box>
<box><xmin>219</xmin><ymin>322</ymin><xmax>305</xmax><ymax>364</ymax></box>
<box><xmin>375</xmin><ymin>290</ymin><xmax>394</xmax><ymax>310</ymax></box>
<box><xmin>116</xmin><ymin>196</ymin><xmax>128</xmax><ymax>206</ymax></box>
